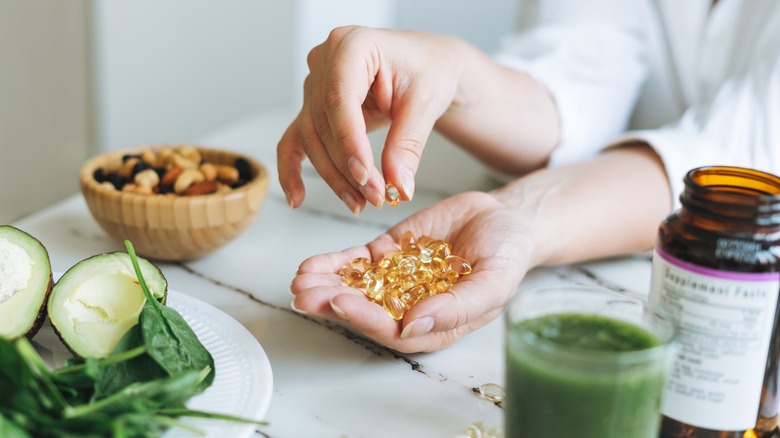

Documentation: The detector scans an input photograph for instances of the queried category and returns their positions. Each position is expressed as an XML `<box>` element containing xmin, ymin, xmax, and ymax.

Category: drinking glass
<box><xmin>504</xmin><ymin>284</ymin><xmax>675</xmax><ymax>438</ymax></box>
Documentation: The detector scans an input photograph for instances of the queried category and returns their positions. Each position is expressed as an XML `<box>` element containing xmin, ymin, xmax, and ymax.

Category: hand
<box><xmin>277</xmin><ymin>26</ymin><xmax>467</xmax><ymax>215</ymax></box>
<box><xmin>289</xmin><ymin>191</ymin><xmax>532</xmax><ymax>353</ymax></box>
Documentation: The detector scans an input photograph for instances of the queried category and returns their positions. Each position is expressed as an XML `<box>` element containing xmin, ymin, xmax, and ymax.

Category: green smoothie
<box><xmin>505</xmin><ymin>313</ymin><xmax>666</xmax><ymax>438</ymax></box>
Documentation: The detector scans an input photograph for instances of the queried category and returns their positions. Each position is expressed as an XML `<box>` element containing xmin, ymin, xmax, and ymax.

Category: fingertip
<box><xmin>278</xmin><ymin>162</ymin><xmax>305</xmax><ymax>208</ymax></box>
<box><xmin>399</xmin><ymin>168</ymin><xmax>415</xmax><ymax>201</ymax></box>
<box><xmin>290</xmin><ymin>299</ymin><xmax>308</xmax><ymax>315</ymax></box>
<box><xmin>359</xmin><ymin>183</ymin><xmax>385</xmax><ymax>209</ymax></box>
<box><xmin>330</xmin><ymin>298</ymin><xmax>349</xmax><ymax>320</ymax></box>
<box><xmin>400</xmin><ymin>316</ymin><xmax>434</xmax><ymax>339</ymax></box>
<box><xmin>382</xmin><ymin>165</ymin><xmax>416</xmax><ymax>203</ymax></box>
<box><xmin>340</xmin><ymin>191</ymin><xmax>364</xmax><ymax>216</ymax></box>
<box><xmin>282</xmin><ymin>188</ymin><xmax>297</xmax><ymax>209</ymax></box>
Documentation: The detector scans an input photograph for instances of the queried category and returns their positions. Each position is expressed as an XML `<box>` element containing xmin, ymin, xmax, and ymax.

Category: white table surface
<box><xmin>12</xmin><ymin>109</ymin><xmax>654</xmax><ymax>437</ymax></box>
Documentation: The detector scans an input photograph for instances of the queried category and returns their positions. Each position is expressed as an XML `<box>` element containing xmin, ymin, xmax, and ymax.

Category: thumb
<box><xmin>381</xmin><ymin>94</ymin><xmax>441</xmax><ymax>202</ymax></box>
<box><xmin>400</xmin><ymin>271</ymin><xmax>510</xmax><ymax>340</ymax></box>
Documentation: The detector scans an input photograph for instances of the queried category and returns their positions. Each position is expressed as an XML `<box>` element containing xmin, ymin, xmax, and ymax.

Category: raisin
<box><xmin>131</xmin><ymin>161</ymin><xmax>152</xmax><ymax>178</ymax></box>
<box><xmin>121</xmin><ymin>153</ymin><xmax>142</xmax><ymax>163</ymax></box>
<box><xmin>108</xmin><ymin>174</ymin><xmax>127</xmax><ymax>190</ymax></box>
<box><xmin>93</xmin><ymin>168</ymin><xmax>108</xmax><ymax>183</ymax></box>
<box><xmin>235</xmin><ymin>157</ymin><xmax>252</xmax><ymax>181</ymax></box>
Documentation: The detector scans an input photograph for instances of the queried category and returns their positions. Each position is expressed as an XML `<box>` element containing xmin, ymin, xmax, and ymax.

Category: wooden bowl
<box><xmin>80</xmin><ymin>145</ymin><xmax>269</xmax><ymax>261</ymax></box>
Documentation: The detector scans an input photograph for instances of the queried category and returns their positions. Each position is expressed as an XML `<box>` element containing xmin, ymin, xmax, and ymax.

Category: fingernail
<box><xmin>340</xmin><ymin>191</ymin><xmax>361</xmax><ymax>216</ymax></box>
<box><xmin>401</xmin><ymin>170</ymin><xmax>415</xmax><ymax>201</ymax></box>
<box><xmin>284</xmin><ymin>190</ymin><xmax>295</xmax><ymax>209</ymax></box>
<box><xmin>400</xmin><ymin>316</ymin><xmax>434</xmax><ymax>339</ymax></box>
<box><xmin>290</xmin><ymin>299</ymin><xmax>308</xmax><ymax>315</ymax></box>
<box><xmin>359</xmin><ymin>184</ymin><xmax>384</xmax><ymax>208</ymax></box>
<box><xmin>347</xmin><ymin>156</ymin><xmax>369</xmax><ymax>186</ymax></box>
<box><xmin>330</xmin><ymin>299</ymin><xmax>348</xmax><ymax>320</ymax></box>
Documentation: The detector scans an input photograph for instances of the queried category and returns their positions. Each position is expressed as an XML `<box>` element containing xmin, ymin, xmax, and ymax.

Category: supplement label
<box><xmin>650</xmin><ymin>248</ymin><xmax>780</xmax><ymax>431</ymax></box>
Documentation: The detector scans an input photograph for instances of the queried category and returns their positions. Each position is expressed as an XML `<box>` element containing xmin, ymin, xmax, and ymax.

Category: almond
<box><xmin>183</xmin><ymin>179</ymin><xmax>218</xmax><ymax>196</ymax></box>
<box><xmin>160</xmin><ymin>166</ymin><xmax>183</xmax><ymax>187</ymax></box>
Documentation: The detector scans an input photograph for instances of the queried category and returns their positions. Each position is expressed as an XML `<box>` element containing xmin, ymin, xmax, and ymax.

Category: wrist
<box><xmin>489</xmin><ymin>184</ymin><xmax>552</xmax><ymax>270</ymax></box>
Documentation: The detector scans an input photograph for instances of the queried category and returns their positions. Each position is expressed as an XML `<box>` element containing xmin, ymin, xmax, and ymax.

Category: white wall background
<box><xmin>93</xmin><ymin>0</ymin><xmax>517</xmax><ymax>152</ymax></box>
<box><xmin>91</xmin><ymin>0</ymin><xmax>296</xmax><ymax>152</ymax></box>
<box><xmin>1</xmin><ymin>0</ymin><xmax>518</xmax><ymax>222</ymax></box>
<box><xmin>0</xmin><ymin>0</ymin><xmax>91</xmax><ymax>224</ymax></box>
<box><xmin>397</xmin><ymin>0</ymin><xmax>517</xmax><ymax>52</ymax></box>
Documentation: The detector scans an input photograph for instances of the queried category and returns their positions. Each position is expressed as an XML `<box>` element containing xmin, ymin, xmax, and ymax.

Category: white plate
<box><xmin>163</xmin><ymin>290</ymin><xmax>273</xmax><ymax>437</ymax></box>
<box><xmin>35</xmin><ymin>278</ymin><xmax>273</xmax><ymax>438</ymax></box>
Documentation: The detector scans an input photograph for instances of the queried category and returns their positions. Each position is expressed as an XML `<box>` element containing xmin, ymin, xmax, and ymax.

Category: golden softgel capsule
<box><xmin>385</xmin><ymin>184</ymin><xmax>401</xmax><ymax>207</ymax></box>
<box><xmin>339</xmin><ymin>231</ymin><xmax>472</xmax><ymax>320</ymax></box>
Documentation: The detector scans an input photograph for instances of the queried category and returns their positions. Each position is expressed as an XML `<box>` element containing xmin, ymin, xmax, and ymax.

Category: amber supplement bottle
<box><xmin>650</xmin><ymin>166</ymin><xmax>780</xmax><ymax>438</ymax></box>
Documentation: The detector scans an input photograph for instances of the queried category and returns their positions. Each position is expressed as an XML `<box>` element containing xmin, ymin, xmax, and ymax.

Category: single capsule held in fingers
<box><xmin>386</xmin><ymin>184</ymin><xmax>401</xmax><ymax>207</ymax></box>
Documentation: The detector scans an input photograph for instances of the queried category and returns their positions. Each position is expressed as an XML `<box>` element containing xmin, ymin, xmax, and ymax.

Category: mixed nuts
<box><xmin>92</xmin><ymin>146</ymin><xmax>253</xmax><ymax>196</ymax></box>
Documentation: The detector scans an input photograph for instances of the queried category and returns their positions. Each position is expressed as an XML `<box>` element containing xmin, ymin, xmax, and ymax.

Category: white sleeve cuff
<box><xmin>610</xmin><ymin>129</ymin><xmax>708</xmax><ymax>211</ymax></box>
<box><xmin>493</xmin><ymin>24</ymin><xmax>647</xmax><ymax>169</ymax></box>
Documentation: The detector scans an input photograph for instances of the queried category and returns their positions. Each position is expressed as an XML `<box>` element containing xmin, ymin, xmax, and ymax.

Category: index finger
<box><xmin>319</xmin><ymin>42</ymin><xmax>385</xmax><ymax>198</ymax></box>
<box><xmin>296</xmin><ymin>245</ymin><xmax>372</xmax><ymax>275</ymax></box>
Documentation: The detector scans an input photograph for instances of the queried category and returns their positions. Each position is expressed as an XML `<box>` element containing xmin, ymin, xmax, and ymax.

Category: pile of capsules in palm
<box><xmin>339</xmin><ymin>231</ymin><xmax>472</xmax><ymax>320</ymax></box>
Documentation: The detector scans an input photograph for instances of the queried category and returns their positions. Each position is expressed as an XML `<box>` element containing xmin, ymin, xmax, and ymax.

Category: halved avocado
<box><xmin>48</xmin><ymin>252</ymin><xmax>167</xmax><ymax>358</ymax></box>
<box><xmin>0</xmin><ymin>225</ymin><xmax>53</xmax><ymax>340</ymax></box>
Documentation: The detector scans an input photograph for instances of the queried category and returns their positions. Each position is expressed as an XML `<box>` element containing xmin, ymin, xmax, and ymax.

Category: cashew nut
<box><xmin>156</xmin><ymin>147</ymin><xmax>175</xmax><ymax>167</ymax></box>
<box><xmin>140</xmin><ymin>148</ymin><xmax>157</xmax><ymax>167</ymax></box>
<box><xmin>134</xmin><ymin>168</ymin><xmax>160</xmax><ymax>188</ymax></box>
<box><xmin>118</xmin><ymin>157</ymin><xmax>139</xmax><ymax>179</ymax></box>
<box><xmin>179</xmin><ymin>146</ymin><xmax>202</xmax><ymax>165</ymax></box>
<box><xmin>216</xmin><ymin>165</ymin><xmax>239</xmax><ymax>185</ymax></box>
<box><xmin>134</xmin><ymin>185</ymin><xmax>154</xmax><ymax>196</ymax></box>
<box><xmin>171</xmin><ymin>153</ymin><xmax>199</xmax><ymax>170</ymax></box>
<box><xmin>199</xmin><ymin>162</ymin><xmax>217</xmax><ymax>181</ymax></box>
<box><xmin>121</xmin><ymin>182</ymin><xmax>153</xmax><ymax>196</ymax></box>
<box><xmin>174</xmin><ymin>168</ymin><xmax>205</xmax><ymax>194</ymax></box>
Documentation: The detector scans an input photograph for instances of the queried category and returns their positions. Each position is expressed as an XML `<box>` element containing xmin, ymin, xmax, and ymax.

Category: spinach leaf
<box><xmin>125</xmin><ymin>240</ymin><xmax>215</xmax><ymax>392</ymax></box>
<box><xmin>0</xmin><ymin>412</ymin><xmax>32</xmax><ymax>438</ymax></box>
<box><xmin>13</xmin><ymin>338</ymin><xmax>69</xmax><ymax>412</ymax></box>
<box><xmin>92</xmin><ymin>324</ymin><xmax>166</xmax><ymax>400</ymax></box>
<box><xmin>161</xmin><ymin>407</ymin><xmax>269</xmax><ymax>426</ymax></box>
<box><xmin>66</xmin><ymin>367</ymin><xmax>210</xmax><ymax>419</ymax></box>
<box><xmin>0</xmin><ymin>338</ymin><xmax>30</xmax><ymax>407</ymax></box>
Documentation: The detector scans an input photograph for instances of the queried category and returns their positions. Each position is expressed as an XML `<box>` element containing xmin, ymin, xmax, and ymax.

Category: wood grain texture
<box><xmin>80</xmin><ymin>145</ymin><xmax>269</xmax><ymax>261</ymax></box>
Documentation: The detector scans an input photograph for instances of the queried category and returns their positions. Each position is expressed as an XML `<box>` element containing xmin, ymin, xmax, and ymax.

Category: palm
<box><xmin>292</xmin><ymin>191</ymin><xmax>533</xmax><ymax>352</ymax></box>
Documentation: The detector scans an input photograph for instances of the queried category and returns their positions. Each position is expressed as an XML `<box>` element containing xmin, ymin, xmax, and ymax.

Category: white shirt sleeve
<box><xmin>620</xmin><ymin>54</ymin><xmax>780</xmax><ymax>209</ymax></box>
<box><xmin>493</xmin><ymin>0</ymin><xmax>649</xmax><ymax>167</ymax></box>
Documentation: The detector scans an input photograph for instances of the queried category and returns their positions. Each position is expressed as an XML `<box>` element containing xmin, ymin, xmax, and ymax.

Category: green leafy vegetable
<box><xmin>0</xmin><ymin>240</ymin><xmax>267</xmax><ymax>437</ymax></box>
<box><xmin>0</xmin><ymin>412</ymin><xmax>31</xmax><ymax>438</ymax></box>
<box><xmin>125</xmin><ymin>240</ymin><xmax>215</xmax><ymax>392</ymax></box>
<box><xmin>93</xmin><ymin>325</ymin><xmax>166</xmax><ymax>400</ymax></box>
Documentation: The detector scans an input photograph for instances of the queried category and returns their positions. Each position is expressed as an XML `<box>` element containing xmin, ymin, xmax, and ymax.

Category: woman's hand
<box><xmin>289</xmin><ymin>191</ymin><xmax>533</xmax><ymax>353</ymax></box>
<box><xmin>277</xmin><ymin>26</ymin><xmax>469</xmax><ymax>215</ymax></box>
<box><xmin>288</xmin><ymin>144</ymin><xmax>672</xmax><ymax>353</ymax></box>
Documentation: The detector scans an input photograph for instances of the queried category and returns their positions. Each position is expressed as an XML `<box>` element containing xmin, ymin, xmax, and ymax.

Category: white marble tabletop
<box><xmin>12</xmin><ymin>109</ymin><xmax>655</xmax><ymax>437</ymax></box>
